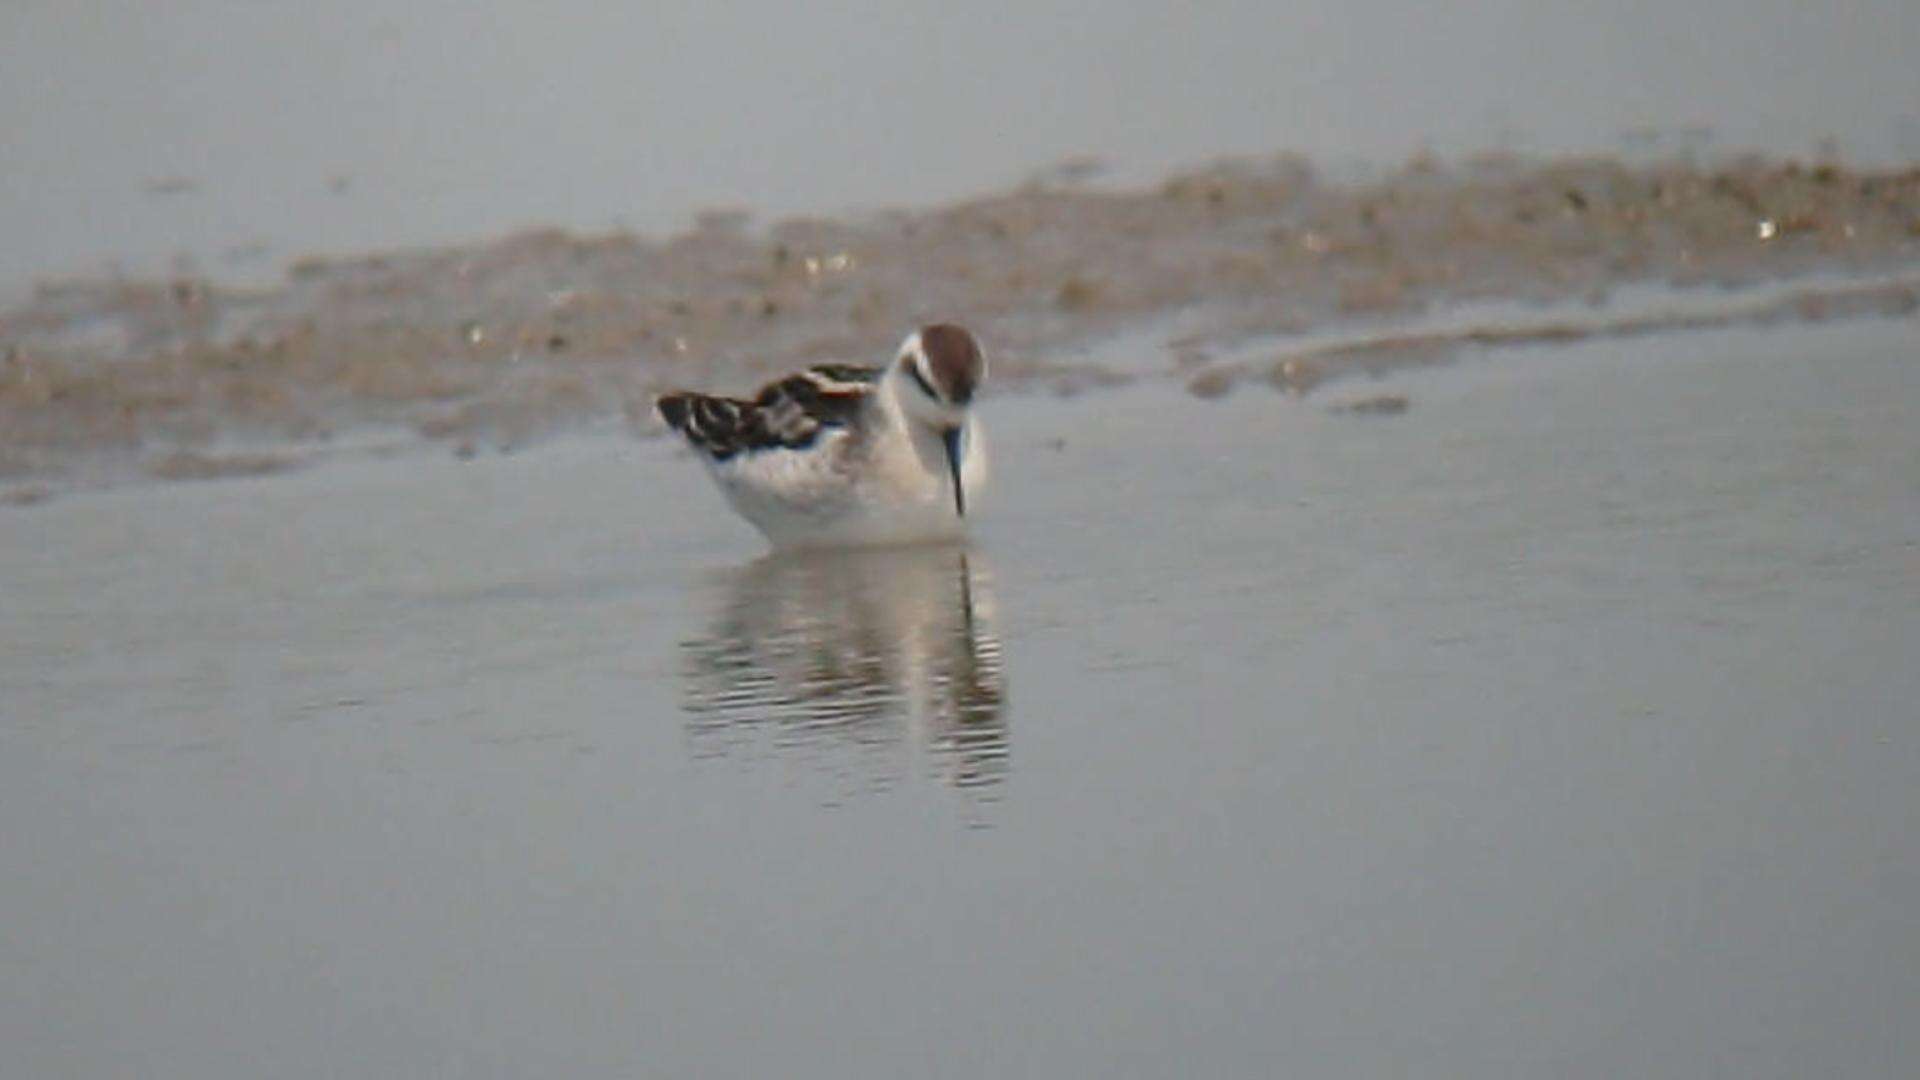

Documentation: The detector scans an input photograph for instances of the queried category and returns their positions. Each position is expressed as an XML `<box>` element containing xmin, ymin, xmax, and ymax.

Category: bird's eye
<box><xmin>904</xmin><ymin>359</ymin><xmax>940</xmax><ymax>400</ymax></box>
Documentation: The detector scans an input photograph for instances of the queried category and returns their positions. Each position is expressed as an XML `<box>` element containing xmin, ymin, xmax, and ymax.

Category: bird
<box><xmin>655</xmin><ymin>324</ymin><xmax>989</xmax><ymax>549</ymax></box>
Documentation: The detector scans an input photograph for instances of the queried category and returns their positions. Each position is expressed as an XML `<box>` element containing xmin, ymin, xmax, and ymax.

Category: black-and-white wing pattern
<box><xmin>656</xmin><ymin>364</ymin><xmax>879</xmax><ymax>461</ymax></box>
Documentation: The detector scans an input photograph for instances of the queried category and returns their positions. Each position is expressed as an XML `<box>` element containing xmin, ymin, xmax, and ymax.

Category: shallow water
<box><xmin>7</xmin><ymin>1</ymin><xmax>1920</xmax><ymax>290</ymax></box>
<box><xmin>3</xmin><ymin>318</ymin><xmax>1917</xmax><ymax>1076</ymax></box>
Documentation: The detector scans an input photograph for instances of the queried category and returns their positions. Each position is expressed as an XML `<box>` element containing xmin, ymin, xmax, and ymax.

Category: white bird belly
<box><xmin>704</xmin><ymin>420</ymin><xmax>986</xmax><ymax>549</ymax></box>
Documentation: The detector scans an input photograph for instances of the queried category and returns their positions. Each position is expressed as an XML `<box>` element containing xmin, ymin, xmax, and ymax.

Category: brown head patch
<box><xmin>919</xmin><ymin>323</ymin><xmax>984</xmax><ymax>405</ymax></box>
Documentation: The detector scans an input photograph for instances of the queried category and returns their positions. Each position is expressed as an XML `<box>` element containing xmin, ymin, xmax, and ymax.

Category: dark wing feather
<box><xmin>801</xmin><ymin>363</ymin><xmax>882</xmax><ymax>387</ymax></box>
<box><xmin>657</xmin><ymin>364</ymin><xmax>879</xmax><ymax>461</ymax></box>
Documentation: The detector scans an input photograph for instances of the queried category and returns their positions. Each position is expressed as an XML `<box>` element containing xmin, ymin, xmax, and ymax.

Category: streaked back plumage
<box><xmin>655</xmin><ymin>364</ymin><xmax>878</xmax><ymax>462</ymax></box>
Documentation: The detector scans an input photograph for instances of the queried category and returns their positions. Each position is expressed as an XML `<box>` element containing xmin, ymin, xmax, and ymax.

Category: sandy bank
<box><xmin>3</xmin><ymin>151</ymin><xmax>1917</xmax><ymax>500</ymax></box>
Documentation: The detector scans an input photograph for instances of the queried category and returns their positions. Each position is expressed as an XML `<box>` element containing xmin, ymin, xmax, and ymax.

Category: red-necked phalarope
<box><xmin>656</xmin><ymin>324</ymin><xmax>989</xmax><ymax>549</ymax></box>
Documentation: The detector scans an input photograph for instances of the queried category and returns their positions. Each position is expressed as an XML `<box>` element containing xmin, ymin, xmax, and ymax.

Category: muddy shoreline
<box><xmin>3</xmin><ymin>151</ymin><xmax>1917</xmax><ymax>500</ymax></box>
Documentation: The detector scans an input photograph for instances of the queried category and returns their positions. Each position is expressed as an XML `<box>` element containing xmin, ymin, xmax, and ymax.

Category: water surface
<box><xmin>7</xmin><ymin>0</ymin><xmax>1919</xmax><ymax>290</ymax></box>
<box><xmin>2</xmin><ymin>318</ymin><xmax>1916</xmax><ymax>1076</ymax></box>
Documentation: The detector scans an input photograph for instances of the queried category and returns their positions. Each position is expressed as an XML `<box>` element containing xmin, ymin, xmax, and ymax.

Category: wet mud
<box><xmin>3</xmin><ymin>152</ymin><xmax>1918</xmax><ymax>499</ymax></box>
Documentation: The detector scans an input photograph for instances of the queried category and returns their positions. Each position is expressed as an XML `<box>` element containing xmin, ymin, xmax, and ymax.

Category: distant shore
<box><xmin>3</xmin><ymin>151</ymin><xmax>1917</xmax><ymax>502</ymax></box>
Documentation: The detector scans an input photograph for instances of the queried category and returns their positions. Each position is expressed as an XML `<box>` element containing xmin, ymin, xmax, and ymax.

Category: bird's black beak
<box><xmin>942</xmin><ymin>426</ymin><xmax>966</xmax><ymax>517</ymax></box>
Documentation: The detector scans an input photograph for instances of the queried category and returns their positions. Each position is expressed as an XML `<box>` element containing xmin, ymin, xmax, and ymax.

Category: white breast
<box><xmin>703</xmin><ymin>416</ymin><xmax>987</xmax><ymax>549</ymax></box>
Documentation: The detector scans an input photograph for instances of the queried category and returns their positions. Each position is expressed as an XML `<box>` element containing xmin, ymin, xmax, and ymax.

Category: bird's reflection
<box><xmin>680</xmin><ymin>546</ymin><xmax>1008</xmax><ymax>795</ymax></box>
